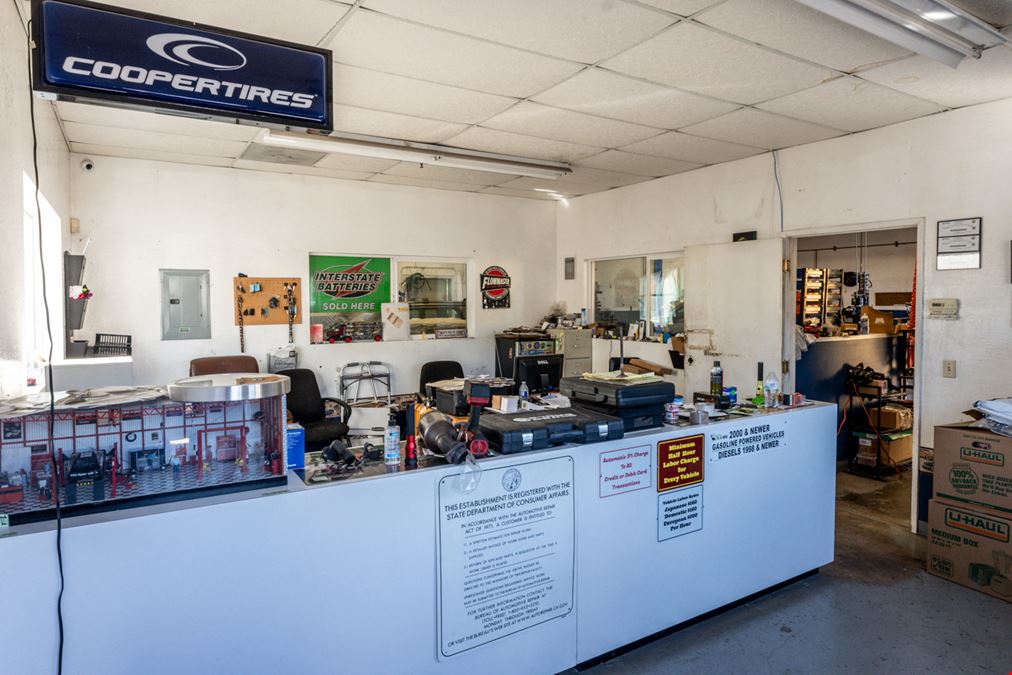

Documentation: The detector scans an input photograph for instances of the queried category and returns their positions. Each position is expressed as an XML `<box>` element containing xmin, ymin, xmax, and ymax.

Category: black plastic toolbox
<box><xmin>479</xmin><ymin>407</ymin><xmax>624</xmax><ymax>454</ymax></box>
<box><xmin>560</xmin><ymin>376</ymin><xmax>674</xmax><ymax>432</ymax></box>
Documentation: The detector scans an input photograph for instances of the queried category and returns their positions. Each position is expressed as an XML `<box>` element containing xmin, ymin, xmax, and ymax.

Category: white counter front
<box><xmin>0</xmin><ymin>404</ymin><xmax>836</xmax><ymax>674</ymax></box>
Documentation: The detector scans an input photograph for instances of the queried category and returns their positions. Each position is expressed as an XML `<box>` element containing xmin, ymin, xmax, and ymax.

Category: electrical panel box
<box><xmin>160</xmin><ymin>269</ymin><xmax>211</xmax><ymax>340</ymax></box>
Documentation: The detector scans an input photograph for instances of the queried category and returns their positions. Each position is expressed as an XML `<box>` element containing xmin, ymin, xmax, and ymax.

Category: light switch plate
<box><xmin>942</xmin><ymin>359</ymin><xmax>956</xmax><ymax>379</ymax></box>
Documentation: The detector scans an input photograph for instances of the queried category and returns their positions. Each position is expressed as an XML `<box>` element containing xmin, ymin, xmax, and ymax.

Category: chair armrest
<box><xmin>322</xmin><ymin>397</ymin><xmax>353</xmax><ymax>422</ymax></box>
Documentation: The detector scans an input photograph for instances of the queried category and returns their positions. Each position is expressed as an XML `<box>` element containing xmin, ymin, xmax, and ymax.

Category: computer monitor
<box><xmin>515</xmin><ymin>354</ymin><xmax>565</xmax><ymax>395</ymax></box>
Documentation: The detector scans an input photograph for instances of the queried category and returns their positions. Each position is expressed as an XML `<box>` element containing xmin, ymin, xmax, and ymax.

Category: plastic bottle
<box><xmin>755</xmin><ymin>361</ymin><xmax>765</xmax><ymax>406</ymax></box>
<box><xmin>383</xmin><ymin>412</ymin><xmax>401</xmax><ymax>466</ymax></box>
<box><xmin>518</xmin><ymin>381</ymin><xmax>530</xmax><ymax>401</ymax></box>
<box><xmin>763</xmin><ymin>371</ymin><xmax>781</xmax><ymax>409</ymax></box>
<box><xmin>709</xmin><ymin>360</ymin><xmax>723</xmax><ymax>397</ymax></box>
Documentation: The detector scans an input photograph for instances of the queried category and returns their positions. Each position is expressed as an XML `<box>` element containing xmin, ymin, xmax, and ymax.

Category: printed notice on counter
<box><xmin>437</xmin><ymin>456</ymin><xmax>575</xmax><ymax>659</ymax></box>
<box><xmin>599</xmin><ymin>445</ymin><xmax>651</xmax><ymax>497</ymax></box>
<box><xmin>658</xmin><ymin>485</ymin><xmax>703</xmax><ymax>542</ymax></box>
<box><xmin>657</xmin><ymin>435</ymin><xmax>704</xmax><ymax>492</ymax></box>
<box><xmin>708</xmin><ymin>417</ymin><xmax>788</xmax><ymax>463</ymax></box>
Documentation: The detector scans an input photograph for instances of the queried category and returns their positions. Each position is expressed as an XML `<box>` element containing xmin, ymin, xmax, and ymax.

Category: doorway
<box><xmin>786</xmin><ymin>223</ymin><xmax>924</xmax><ymax>534</ymax></box>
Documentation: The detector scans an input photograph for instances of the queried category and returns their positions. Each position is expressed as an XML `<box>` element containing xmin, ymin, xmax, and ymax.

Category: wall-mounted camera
<box><xmin>80</xmin><ymin>159</ymin><xmax>95</xmax><ymax>172</ymax></box>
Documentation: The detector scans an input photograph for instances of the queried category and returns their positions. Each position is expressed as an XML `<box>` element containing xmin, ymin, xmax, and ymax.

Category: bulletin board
<box><xmin>233</xmin><ymin>277</ymin><xmax>302</xmax><ymax>326</ymax></box>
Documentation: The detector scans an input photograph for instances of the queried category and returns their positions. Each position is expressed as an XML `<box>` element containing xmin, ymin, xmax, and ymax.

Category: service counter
<box><xmin>0</xmin><ymin>403</ymin><xmax>836</xmax><ymax>675</ymax></box>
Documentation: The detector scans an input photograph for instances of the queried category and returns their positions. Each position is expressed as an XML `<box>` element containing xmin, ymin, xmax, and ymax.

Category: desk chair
<box><xmin>418</xmin><ymin>360</ymin><xmax>464</xmax><ymax>397</ymax></box>
<box><xmin>189</xmin><ymin>355</ymin><xmax>259</xmax><ymax>376</ymax></box>
<box><xmin>277</xmin><ymin>368</ymin><xmax>352</xmax><ymax>453</ymax></box>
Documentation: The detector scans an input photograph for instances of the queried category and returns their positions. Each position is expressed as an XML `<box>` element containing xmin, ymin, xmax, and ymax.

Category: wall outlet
<box><xmin>942</xmin><ymin>359</ymin><xmax>956</xmax><ymax>379</ymax></box>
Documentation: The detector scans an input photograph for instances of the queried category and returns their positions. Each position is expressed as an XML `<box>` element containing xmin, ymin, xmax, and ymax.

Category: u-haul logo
<box><xmin>960</xmin><ymin>446</ymin><xmax>1004</xmax><ymax>466</ymax></box>
<box><xmin>944</xmin><ymin>507</ymin><xmax>1010</xmax><ymax>543</ymax></box>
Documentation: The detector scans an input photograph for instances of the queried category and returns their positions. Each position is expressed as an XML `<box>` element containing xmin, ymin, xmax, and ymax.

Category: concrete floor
<box><xmin>578</xmin><ymin>469</ymin><xmax>1012</xmax><ymax>674</ymax></box>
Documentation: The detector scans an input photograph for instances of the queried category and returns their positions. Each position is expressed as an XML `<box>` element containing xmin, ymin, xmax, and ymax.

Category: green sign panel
<box><xmin>309</xmin><ymin>255</ymin><xmax>391</xmax><ymax>314</ymax></box>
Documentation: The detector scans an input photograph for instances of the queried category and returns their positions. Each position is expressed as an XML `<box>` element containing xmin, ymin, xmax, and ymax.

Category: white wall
<box><xmin>0</xmin><ymin>1</ymin><xmax>71</xmax><ymax>393</ymax></box>
<box><xmin>797</xmin><ymin>228</ymin><xmax>917</xmax><ymax>307</ymax></box>
<box><xmin>558</xmin><ymin>99</ymin><xmax>1012</xmax><ymax>448</ymax></box>
<box><xmin>69</xmin><ymin>157</ymin><xmax>556</xmax><ymax>396</ymax></box>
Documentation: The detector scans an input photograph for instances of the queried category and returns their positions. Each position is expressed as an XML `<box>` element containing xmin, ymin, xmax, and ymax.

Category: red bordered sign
<box><xmin>480</xmin><ymin>265</ymin><xmax>511</xmax><ymax>309</ymax></box>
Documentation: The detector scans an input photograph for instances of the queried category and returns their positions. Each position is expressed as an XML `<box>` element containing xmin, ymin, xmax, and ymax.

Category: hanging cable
<box><xmin>772</xmin><ymin>150</ymin><xmax>785</xmax><ymax>233</ymax></box>
<box><xmin>19</xmin><ymin>8</ymin><xmax>66</xmax><ymax>673</ymax></box>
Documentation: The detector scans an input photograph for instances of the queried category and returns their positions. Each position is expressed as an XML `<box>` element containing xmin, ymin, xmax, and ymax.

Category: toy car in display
<box><xmin>325</xmin><ymin>322</ymin><xmax>382</xmax><ymax>343</ymax></box>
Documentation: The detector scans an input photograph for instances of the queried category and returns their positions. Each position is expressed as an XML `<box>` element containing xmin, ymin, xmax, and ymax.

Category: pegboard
<box><xmin>233</xmin><ymin>277</ymin><xmax>302</xmax><ymax>326</ymax></box>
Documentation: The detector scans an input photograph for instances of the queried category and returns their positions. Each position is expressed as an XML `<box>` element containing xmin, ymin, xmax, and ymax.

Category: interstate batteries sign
<box><xmin>31</xmin><ymin>0</ymin><xmax>332</xmax><ymax>129</ymax></box>
<box><xmin>309</xmin><ymin>255</ymin><xmax>391</xmax><ymax>314</ymax></box>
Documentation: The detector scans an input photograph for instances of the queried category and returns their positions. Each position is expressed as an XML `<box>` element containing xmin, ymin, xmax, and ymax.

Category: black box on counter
<box><xmin>479</xmin><ymin>407</ymin><xmax>624</xmax><ymax>454</ymax></box>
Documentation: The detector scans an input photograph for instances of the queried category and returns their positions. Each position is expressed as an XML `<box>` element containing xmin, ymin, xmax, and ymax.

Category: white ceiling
<box><xmin>32</xmin><ymin>0</ymin><xmax>1012</xmax><ymax>200</ymax></box>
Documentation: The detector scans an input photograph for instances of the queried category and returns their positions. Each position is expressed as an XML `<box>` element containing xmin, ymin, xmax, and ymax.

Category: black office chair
<box><xmin>278</xmin><ymin>369</ymin><xmax>352</xmax><ymax>453</ymax></box>
<box><xmin>418</xmin><ymin>360</ymin><xmax>464</xmax><ymax>397</ymax></box>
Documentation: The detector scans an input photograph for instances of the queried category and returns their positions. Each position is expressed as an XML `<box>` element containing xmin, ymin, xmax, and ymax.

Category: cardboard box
<box><xmin>853</xmin><ymin>429</ymin><xmax>913</xmax><ymax>466</ymax></box>
<box><xmin>875</xmin><ymin>404</ymin><xmax>913</xmax><ymax>432</ymax></box>
<box><xmin>286</xmin><ymin>424</ymin><xmax>305</xmax><ymax>470</ymax></box>
<box><xmin>927</xmin><ymin>499</ymin><xmax>1012</xmax><ymax>603</ymax></box>
<box><xmin>933</xmin><ymin>423</ymin><xmax>1012</xmax><ymax>514</ymax></box>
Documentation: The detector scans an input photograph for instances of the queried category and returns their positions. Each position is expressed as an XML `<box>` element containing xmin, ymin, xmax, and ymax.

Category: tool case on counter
<box><xmin>560</xmin><ymin>376</ymin><xmax>674</xmax><ymax>432</ymax></box>
<box><xmin>479</xmin><ymin>408</ymin><xmax>624</xmax><ymax>454</ymax></box>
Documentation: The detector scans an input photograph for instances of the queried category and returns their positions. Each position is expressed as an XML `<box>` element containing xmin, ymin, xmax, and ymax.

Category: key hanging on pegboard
<box><xmin>236</xmin><ymin>287</ymin><xmax>246</xmax><ymax>353</ymax></box>
<box><xmin>285</xmin><ymin>282</ymin><xmax>298</xmax><ymax>344</ymax></box>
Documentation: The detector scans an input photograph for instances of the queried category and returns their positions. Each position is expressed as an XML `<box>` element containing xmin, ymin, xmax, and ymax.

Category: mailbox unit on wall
<box><xmin>160</xmin><ymin>269</ymin><xmax>211</xmax><ymax>340</ymax></box>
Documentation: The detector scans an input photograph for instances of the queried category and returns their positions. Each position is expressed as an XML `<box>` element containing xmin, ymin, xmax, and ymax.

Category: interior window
<box><xmin>397</xmin><ymin>260</ymin><xmax>468</xmax><ymax>337</ymax></box>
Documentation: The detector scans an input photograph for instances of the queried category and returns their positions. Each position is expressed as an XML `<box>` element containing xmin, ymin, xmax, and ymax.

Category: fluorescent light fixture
<box><xmin>256</xmin><ymin>129</ymin><xmax>571</xmax><ymax>180</ymax></box>
<box><xmin>795</xmin><ymin>0</ymin><xmax>1008</xmax><ymax>68</ymax></box>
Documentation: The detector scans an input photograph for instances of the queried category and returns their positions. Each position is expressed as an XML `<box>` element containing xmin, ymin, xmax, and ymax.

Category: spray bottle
<box><xmin>383</xmin><ymin>411</ymin><xmax>401</xmax><ymax>466</ymax></box>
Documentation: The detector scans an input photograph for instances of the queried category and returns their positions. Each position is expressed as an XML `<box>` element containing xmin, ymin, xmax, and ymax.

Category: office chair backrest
<box><xmin>190</xmin><ymin>355</ymin><xmax>259</xmax><ymax>376</ymax></box>
<box><xmin>418</xmin><ymin>360</ymin><xmax>464</xmax><ymax>395</ymax></box>
<box><xmin>278</xmin><ymin>368</ymin><xmax>326</xmax><ymax>424</ymax></box>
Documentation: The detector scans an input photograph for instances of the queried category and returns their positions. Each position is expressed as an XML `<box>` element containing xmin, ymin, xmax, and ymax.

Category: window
<box><xmin>592</xmin><ymin>255</ymin><xmax>684</xmax><ymax>337</ymax></box>
<box><xmin>397</xmin><ymin>260</ymin><xmax>468</xmax><ymax>337</ymax></box>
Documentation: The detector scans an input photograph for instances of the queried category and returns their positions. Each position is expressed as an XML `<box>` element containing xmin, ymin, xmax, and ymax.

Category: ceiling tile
<box><xmin>332</xmin><ymin>63</ymin><xmax>516</xmax><ymax>124</ymax></box>
<box><xmin>564</xmin><ymin>166</ymin><xmax>651</xmax><ymax>187</ymax></box>
<box><xmin>481</xmin><ymin>101</ymin><xmax>661</xmax><ymax>148</ymax></box>
<box><xmin>532</xmin><ymin>68</ymin><xmax>739</xmax><ymax>128</ymax></box>
<box><xmin>106</xmin><ymin>0</ymin><xmax>350</xmax><ymax>45</ymax></box>
<box><xmin>601</xmin><ymin>22</ymin><xmax>835</xmax><ymax>104</ymax></box>
<box><xmin>55</xmin><ymin>102</ymin><xmax>259</xmax><ymax>142</ymax></box>
<box><xmin>497</xmin><ymin>177</ymin><xmax>609</xmax><ymax>196</ymax></box>
<box><xmin>757</xmin><ymin>76</ymin><xmax>945</xmax><ymax>132</ymax></box>
<box><xmin>381</xmin><ymin>162</ymin><xmax>514</xmax><ymax>186</ymax></box>
<box><xmin>361</xmin><ymin>0</ymin><xmax>674</xmax><ymax>63</ymax></box>
<box><xmin>367</xmin><ymin>174</ymin><xmax>486</xmax><ymax>192</ymax></box>
<box><xmin>70</xmin><ymin>143</ymin><xmax>235</xmax><ymax>168</ymax></box>
<box><xmin>634</xmin><ymin>0</ymin><xmax>723</xmax><ymax>16</ymax></box>
<box><xmin>329</xmin><ymin>10</ymin><xmax>581</xmax><ymax>97</ymax></box>
<box><xmin>233</xmin><ymin>159</ymin><xmax>373</xmax><ymax>181</ymax></box>
<box><xmin>477</xmin><ymin>186</ymin><xmax>560</xmax><ymax>200</ymax></box>
<box><xmin>64</xmin><ymin>122</ymin><xmax>248</xmax><ymax>157</ymax></box>
<box><xmin>330</xmin><ymin>104</ymin><xmax>466</xmax><ymax>143</ymax></box>
<box><xmin>314</xmin><ymin>152</ymin><xmax>399</xmax><ymax>173</ymax></box>
<box><xmin>576</xmin><ymin>150</ymin><xmax>701</xmax><ymax>176</ymax></box>
<box><xmin>681</xmin><ymin>108</ymin><xmax>845</xmax><ymax>149</ymax></box>
<box><xmin>445</xmin><ymin>127</ymin><xmax>602</xmax><ymax>162</ymax></box>
<box><xmin>947</xmin><ymin>0</ymin><xmax>1012</xmax><ymax>28</ymax></box>
<box><xmin>858</xmin><ymin>49</ymin><xmax>1012</xmax><ymax>108</ymax></box>
<box><xmin>695</xmin><ymin>0</ymin><xmax>911</xmax><ymax>73</ymax></box>
<box><xmin>621</xmin><ymin>131</ymin><xmax>764</xmax><ymax>163</ymax></box>
<box><xmin>240</xmin><ymin>144</ymin><xmax>325</xmax><ymax>166</ymax></box>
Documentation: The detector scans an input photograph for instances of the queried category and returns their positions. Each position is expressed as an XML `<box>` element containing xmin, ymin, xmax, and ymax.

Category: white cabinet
<box><xmin>550</xmin><ymin>329</ymin><xmax>592</xmax><ymax>378</ymax></box>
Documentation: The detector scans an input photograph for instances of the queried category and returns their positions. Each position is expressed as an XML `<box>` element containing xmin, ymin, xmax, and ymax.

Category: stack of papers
<box><xmin>579</xmin><ymin>370</ymin><xmax>662</xmax><ymax>385</ymax></box>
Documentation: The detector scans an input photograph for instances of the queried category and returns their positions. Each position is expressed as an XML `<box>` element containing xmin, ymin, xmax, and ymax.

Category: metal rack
<box><xmin>797</xmin><ymin>267</ymin><xmax>843</xmax><ymax>329</ymax></box>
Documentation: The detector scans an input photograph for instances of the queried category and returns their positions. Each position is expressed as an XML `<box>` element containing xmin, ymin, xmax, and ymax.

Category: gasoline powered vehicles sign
<box><xmin>436</xmin><ymin>457</ymin><xmax>575</xmax><ymax>658</ymax></box>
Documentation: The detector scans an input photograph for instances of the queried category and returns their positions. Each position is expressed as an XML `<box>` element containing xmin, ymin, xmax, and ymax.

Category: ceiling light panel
<box><xmin>55</xmin><ymin>102</ymin><xmax>259</xmax><ymax>142</ymax></box>
<box><xmin>601</xmin><ymin>22</ymin><xmax>836</xmax><ymax>104</ymax></box>
<box><xmin>361</xmin><ymin>0</ymin><xmax>675</xmax><ymax>63</ymax></box>
<box><xmin>576</xmin><ymin>150</ymin><xmax>702</xmax><ymax>176</ymax></box>
<box><xmin>621</xmin><ymin>131</ymin><xmax>765</xmax><ymax>164</ymax></box>
<box><xmin>70</xmin><ymin>143</ymin><xmax>235</xmax><ymax>168</ymax></box>
<box><xmin>332</xmin><ymin>64</ymin><xmax>516</xmax><ymax>125</ymax></box>
<box><xmin>859</xmin><ymin>48</ymin><xmax>1012</xmax><ymax>107</ymax></box>
<box><xmin>757</xmin><ymin>75</ymin><xmax>944</xmax><ymax>131</ymax></box>
<box><xmin>328</xmin><ymin>10</ymin><xmax>582</xmax><ymax>97</ymax></box>
<box><xmin>680</xmin><ymin>108</ymin><xmax>845</xmax><ymax>149</ymax></box>
<box><xmin>330</xmin><ymin>104</ymin><xmax>467</xmax><ymax>143</ymax></box>
<box><xmin>107</xmin><ymin>0</ymin><xmax>350</xmax><ymax>45</ymax></box>
<box><xmin>477</xmin><ymin>186</ymin><xmax>565</xmax><ymax>200</ymax></box>
<box><xmin>696</xmin><ymin>0</ymin><xmax>912</xmax><ymax>72</ymax></box>
<box><xmin>532</xmin><ymin>68</ymin><xmax>740</xmax><ymax>129</ymax></box>
<box><xmin>446</xmin><ymin>127</ymin><xmax>603</xmax><ymax>163</ymax></box>
<box><xmin>64</xmin><ymin>122</ymin><xmax>248</xmax><ymax>157</ymax></box>
<box><xmin>381</xmin><ymin>162</ymin><xmax>517</xmax><ymax>186</ymax></box>
<box><xmin>481</xmin><ymin>101</ymin><xmax>662</xmax><ymax>148</ymax></box>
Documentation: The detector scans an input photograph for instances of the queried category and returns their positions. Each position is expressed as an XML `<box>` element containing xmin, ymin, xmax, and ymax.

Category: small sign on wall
<box><xmin>937</xmin><ymin>218</ymin><xmax>982</xmax><ymax>270</ymax></box>
<box><xmin>480</xmin><ymin>266</ymin><xmax>511</xmax><ymax>309</ymax></box>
